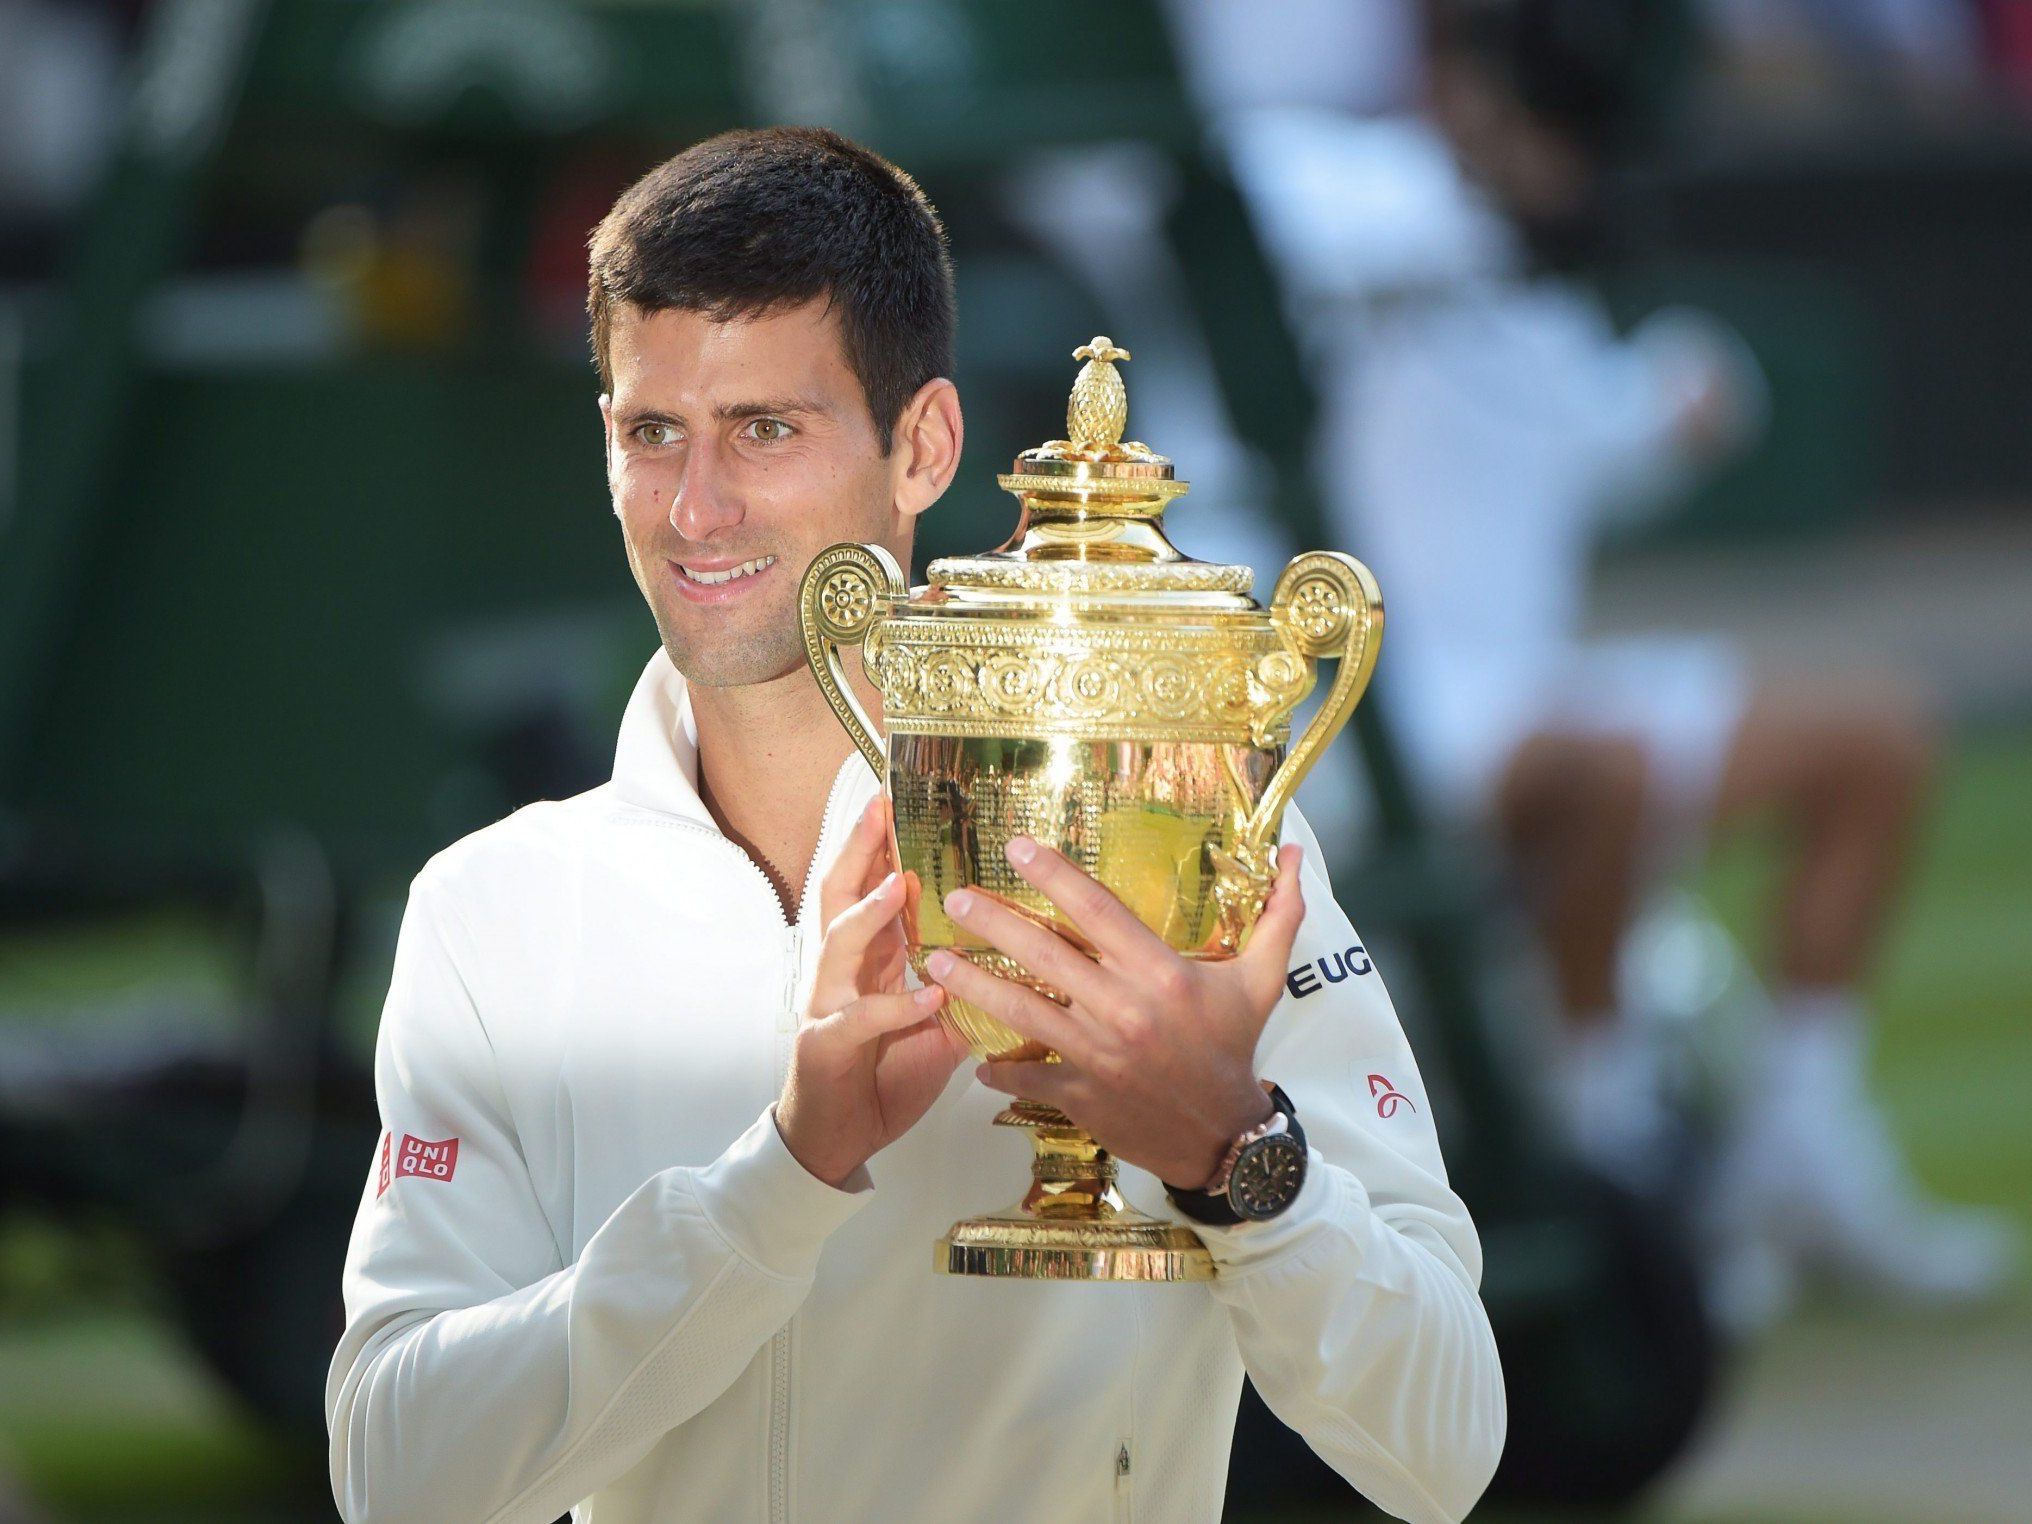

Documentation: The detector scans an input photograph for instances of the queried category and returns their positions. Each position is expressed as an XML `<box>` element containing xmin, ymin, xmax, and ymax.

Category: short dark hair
<box><xmin>587</xmin><ymin>126</ymin><xmax>955</xmax><ymax>452</ymax></box>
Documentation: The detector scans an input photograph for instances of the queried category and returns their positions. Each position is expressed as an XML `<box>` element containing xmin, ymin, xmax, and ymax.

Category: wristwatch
<box><xmin>1164</xmin><ymin>1081</ymin><xmax>1307</xmax><ymax>1225</ymax></box>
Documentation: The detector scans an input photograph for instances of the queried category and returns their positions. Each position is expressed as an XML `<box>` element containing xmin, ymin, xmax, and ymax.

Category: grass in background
<box><xmin>1648</xmin><ymin>725</ymin><xmax>2032</xmax><ymax>1524</ymax></box>
<box><xmin>1699</xmin><ymin>724</ymin><xmax>2032</xmax><ymax>1232</ymax></box>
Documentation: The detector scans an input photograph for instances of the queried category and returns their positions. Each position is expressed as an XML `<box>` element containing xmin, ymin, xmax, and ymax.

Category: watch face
<box><xmin>1228</xmin><ymin>1134</ymin><xmax>1306</xmax><ymax>1221</ymax></box>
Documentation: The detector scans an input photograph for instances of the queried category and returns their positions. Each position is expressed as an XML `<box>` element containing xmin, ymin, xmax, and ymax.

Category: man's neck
<box><xmin>688</xmin><ymin>653</ymin><xmax>882</xmax><ymax>924</ymax></box>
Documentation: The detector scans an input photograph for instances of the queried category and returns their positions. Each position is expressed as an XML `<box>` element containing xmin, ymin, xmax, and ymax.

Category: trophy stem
<box><xmin>936</xmin><ymin>1100</ymin><xmax>1215</xmax><ymax>1282</ymax></box>
<box><xmin>1003</xmin><ymin>1100</ymin><xmax>1126</xmax><ymax>1219</ymax></box>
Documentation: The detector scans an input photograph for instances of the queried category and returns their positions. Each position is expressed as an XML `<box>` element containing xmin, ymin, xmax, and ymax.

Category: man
<box><xmin>1197</xmin><ymin>0</ymin><xmax>2013</xmax><ymax>1310</ymax></box>
<box><xmin>326</xmin><ymin>127</ymin><xmax>1504</xmax><ymax>1523</ymax></box>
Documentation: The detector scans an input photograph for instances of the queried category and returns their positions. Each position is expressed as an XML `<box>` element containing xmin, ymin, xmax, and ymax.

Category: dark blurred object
<box><xmin>0</xmin><ymin>823</ymin><xmax>368</xmax><ymax>1433</ymax></box>
<box><xmin>1228</xmin><ymin>1163</ymin><xmax>1714</xmax><ymax>1516</ymax></box>
<box><xmin>1423</xmin><ymin>0</ymin><xmax>1701</xmax><ymax>268</ymax></box>
<box><xmin>0</xmin><ymin>689</ymin><xmax>606</xmax><ymax>1440</ymax></box>
<box><xmin>1428</xmin><ymin>0</ymin><xmax>1700</xmax><ymax>158</ymax></box>
<box><xmin>1472</xmin><ymin>1163</ymin><xmax>1717</xmax><ymax>1505</ymax></box>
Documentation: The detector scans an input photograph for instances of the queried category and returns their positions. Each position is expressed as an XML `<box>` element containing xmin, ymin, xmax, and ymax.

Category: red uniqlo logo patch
<box><xmin>378</xmin><ymin>1133</ymin><xmax>459</xmax><ymax>1197</ymax></box>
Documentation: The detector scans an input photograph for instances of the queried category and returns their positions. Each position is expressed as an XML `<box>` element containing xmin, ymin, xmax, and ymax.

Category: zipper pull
<box><xmin>780</xmin><ymin>925</ymin><xmax>803</xmax><ymax>1030</ymax></box>
<box><xmin>1116</xmin><ymin>1443</ymin><xmax>1131</xmax><ymax>1478</ymax></box>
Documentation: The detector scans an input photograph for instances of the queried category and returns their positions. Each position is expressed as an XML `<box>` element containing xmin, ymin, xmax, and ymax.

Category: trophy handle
<box><xmin>799</xmin><ymin>542</ymin><xmax>905</xmax><ymax>778</ymax></box>
<box><xmin>1233</xmin><ymin>552</ymin><xmax>1383</xmax><ymax>894</ymax></box>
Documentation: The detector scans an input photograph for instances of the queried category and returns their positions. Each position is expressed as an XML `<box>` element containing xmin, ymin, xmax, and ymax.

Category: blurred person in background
<box><xmin>1179</xmin><ymin>0</ymin><xmax>2017</xmax><ymax>1317</ymax></box>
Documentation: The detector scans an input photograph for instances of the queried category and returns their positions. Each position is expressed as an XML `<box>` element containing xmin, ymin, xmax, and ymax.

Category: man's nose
<box><xmin>668</xmin><ymin>437</ymin><xmax>743</xmax><ymax>539</ymax></box>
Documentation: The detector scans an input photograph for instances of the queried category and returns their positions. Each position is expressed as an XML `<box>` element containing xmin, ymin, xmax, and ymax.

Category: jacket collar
<box><xmin>608</xmin><ymin>648</ymin><xmax>879</xmax><ymax>833</ymax></box>
<box><xmin>610</xmin><ymin>648</ymin><xmax>716</xmax><ymax>826</ymax></box>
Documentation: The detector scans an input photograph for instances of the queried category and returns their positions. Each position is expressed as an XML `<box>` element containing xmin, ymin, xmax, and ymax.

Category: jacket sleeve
<box><xmin>325</xmin><ymin>869</ymin><xmax>871</xmax><ymax>1524</ymax></box>
<box><xmin>1179</xmin><ymin>804</ymin><xmax>1506</xmax><ymax>1523</ymax></box>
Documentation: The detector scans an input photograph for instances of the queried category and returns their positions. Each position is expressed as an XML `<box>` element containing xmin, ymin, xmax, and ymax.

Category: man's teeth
<box><xmin>685</xmin><ymin>555</ymin><xmax>775</xmax><ymax>586</ymax></box>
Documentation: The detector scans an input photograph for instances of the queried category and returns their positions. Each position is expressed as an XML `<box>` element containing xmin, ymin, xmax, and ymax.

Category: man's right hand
<box><xmin>776</xmin><ymin>795</ymin><xmax>971</xmax><ymax>1188</ymax></box>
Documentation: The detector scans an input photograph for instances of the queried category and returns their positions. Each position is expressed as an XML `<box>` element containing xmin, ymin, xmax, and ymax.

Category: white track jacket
<box><xmin>326</xmin><ymin>649</ymin><xmax>1505</xmax><ymax>1523</ymax></box>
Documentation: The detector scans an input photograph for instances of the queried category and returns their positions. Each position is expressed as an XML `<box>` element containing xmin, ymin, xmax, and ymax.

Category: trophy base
<box><xmin>935</xmin><ymin>1100</ymin><xmax>1215</xmax><ymax>1282</ymax></box>
<box><xmin>938</xmin><ymin>1211</ymin><xmax>1215</xmax><ymax>1281</ymax></box>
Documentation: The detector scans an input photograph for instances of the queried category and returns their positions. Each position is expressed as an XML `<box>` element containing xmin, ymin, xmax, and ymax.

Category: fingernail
<box><xmin>879</xmin><ymin>871</ymin><xmax>899</xmax><ymax>896</ymax></box>
<box><xmin>1005</xmin><ymin>836</ymin><xmax>1037</xmax><ymax>866</ymax></box>
<box><xmin>915</xmin><ymin>984</ymin><xmax>943</xmax><ymax>1007</ymax></box>
<box><xmin>974</xmin><ymin>1063</ymin><xmax>991</xmax><ymax>1084</ymax></box>
<box><xmin>927</xmin><ymin>949</ymin><xmax>956</xmax><ymax>977</ymax></box>
<box><xmin>944</xmin><ymin>888</ymin><xmax>974</xmax><ymax>918</ymax></box>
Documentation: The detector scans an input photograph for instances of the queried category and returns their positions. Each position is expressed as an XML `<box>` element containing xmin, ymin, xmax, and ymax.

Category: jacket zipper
<box><xmin>616</xmin><ymin>754</ymin><xmax>867</xmax><ymax>1524</ymax></box>
<box><xmin>1114</xmin><ymin>1440</ymin><xmax>1133</xmax><ymax>1523</ymax></box>
<box><xmin>770</xmin><ymin>757</ymin><xmax>862</xmax><ymax>1523</ymax></box>
<box><xmin>768</xmin><ymin>1325</ymin><xmax>794</xmax><ymax>1524</ymax></box>
<box><xmin>615</xmin><ymin>749</ymin><xmax>863</xmax><ymax>930</ymax></box>
<box><xmin>796</xmin><ymin>755</ymin><xmax>864</xmax><ymax>931</ymax></box>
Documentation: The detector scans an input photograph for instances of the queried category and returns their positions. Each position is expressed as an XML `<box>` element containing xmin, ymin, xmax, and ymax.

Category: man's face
<box><xmin>601</xmin><ymin>300</ymin><xmax>904</xmax><ymax>689</ymax></box>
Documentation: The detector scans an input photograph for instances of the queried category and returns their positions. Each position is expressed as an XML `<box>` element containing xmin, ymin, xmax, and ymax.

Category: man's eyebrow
<box><xmin>712</xmin><ymin>397</ymin><xmax>831</xmax><ymax>422</ymax></box>
<box><xmin>615</xmin><ymin>398</ymin><xmax>832</xmax><ymax>431</ymax></box>
<box><xmin>616</xmin><ymin>407</ymin><xmax>682</xmax><ymax>430</ymax></box>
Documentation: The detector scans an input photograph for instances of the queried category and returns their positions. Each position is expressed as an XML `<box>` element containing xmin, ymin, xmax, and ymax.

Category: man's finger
<box><xmin>825</xmin><ymin>983</ymin><xmax>945</xmax><ymax>1045</ymax></box>
<box><xmin>817</xmin><ymin>795</ymin><xmax>891</xmax><ymax>931</ymax></box>
<box><xmin>938</xmin><ymin>886</ymin><xmax>1121</xmax><ymax>1014</ymax></box>
<box><xmin>975</xmin><ymin>1059</ymin><xmax>1075</xmax><ymax>1109</ymax></box>
<box><xmin>926</xmin><ymin>949</ymin><xmax>1091</xmax><ymax>1062</ymax></box>
<box><xmin>1000</xmin><ymin>837</ymin><xmax>1172</xmax><ymax>970</ymax></box>
<box><xmin>876</xmin><ymin>940</ymin><xmax>909</xmax><ymax>990</ymax></box>
<box><xmin>809</xmin><ymin>870</ymin><xmax>905</xmax><ymax>1014</ymax></box>
<box><xmin>1238</xmin><ymin>844</ymin><xmax>1306</xmax><ymax>1006</ymax></box>
<box><xmin>824</xmin><ymin>868</ymin><xmax>904</xmax><ymax>948</ymax></box>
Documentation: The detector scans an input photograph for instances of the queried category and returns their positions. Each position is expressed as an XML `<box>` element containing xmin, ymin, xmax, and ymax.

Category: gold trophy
<box><xmin>800</xmin><ymin>339</ymin><xmax>1380</xmax><ymax>1281</ymax></box>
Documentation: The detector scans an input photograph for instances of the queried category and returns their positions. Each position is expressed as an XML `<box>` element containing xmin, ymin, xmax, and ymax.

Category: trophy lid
<box><xmin>927</xmin><ymin>338</ymin><xmax>1255</xmax><ymax>606</ymax></box>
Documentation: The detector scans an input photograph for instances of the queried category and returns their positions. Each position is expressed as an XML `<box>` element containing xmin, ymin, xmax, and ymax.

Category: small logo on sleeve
<box><xmin>1285</xmin><ymin>943</ymin><xmax>1373</xmax><ymax>999</ymax></box>
<box><xmin>378</xmin><ymin>1133</ymin><xmax>460</xmax><ymax>1197</ymax></box>
<box><xmin>1367</xmin><ymin>1074</ymin><xmax>1415</xmax><ymax>1118</ymax></box>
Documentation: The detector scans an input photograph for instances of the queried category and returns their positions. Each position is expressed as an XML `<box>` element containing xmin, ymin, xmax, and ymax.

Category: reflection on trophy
<box><xmin>800</xmin><ymin>338</ymin><xmax>1381</xmax><ymax>1281</ymax></box>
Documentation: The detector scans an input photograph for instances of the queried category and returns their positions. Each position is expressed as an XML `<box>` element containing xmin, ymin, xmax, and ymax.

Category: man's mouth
<box><xmin>675</xmin><ymin>554</ymin><xmax>776</xmax><ymax>586</ymax></box>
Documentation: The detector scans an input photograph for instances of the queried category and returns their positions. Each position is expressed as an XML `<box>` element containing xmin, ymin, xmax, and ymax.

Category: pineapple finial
<box><xmin>1067</xmin><ymin>336</ymin><xmax>1131</xmax><ymax>450</ymax></box>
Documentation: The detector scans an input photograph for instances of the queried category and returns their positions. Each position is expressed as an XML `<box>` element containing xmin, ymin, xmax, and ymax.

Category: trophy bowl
<box><xmin>800</xmin><ymin>339</ymin><xmax>1380</xmax><ymax>1281</ymax></box>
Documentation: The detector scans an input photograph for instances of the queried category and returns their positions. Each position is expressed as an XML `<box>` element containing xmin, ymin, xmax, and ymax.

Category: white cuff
<box><xmin>688</xmin><ymin>1108</ymin><xmax>873</xmax><ymax>1281</ymax></box>
<box><xmin>1155</xmin><ymin>1150</ymin><xmax>1362</xmax><ymax>1278</ymax></box>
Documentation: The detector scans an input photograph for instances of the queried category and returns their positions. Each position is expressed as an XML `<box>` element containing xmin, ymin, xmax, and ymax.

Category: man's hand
<box><xmin>924</xmin><ymin>835</ymin><xmax>1306</xmax><ymax>1190</ymax></box>
<box><xmin>776</xmin><ymin>795</ymin><xmax>971</xmax><ymax>1188</ymax></box>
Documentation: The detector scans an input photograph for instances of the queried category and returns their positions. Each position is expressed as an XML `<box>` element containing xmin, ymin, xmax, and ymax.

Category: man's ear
<box><xmin>890</xmin><ymin>377</ymin><xmax>963</xmax><ymax>524</ymax></box>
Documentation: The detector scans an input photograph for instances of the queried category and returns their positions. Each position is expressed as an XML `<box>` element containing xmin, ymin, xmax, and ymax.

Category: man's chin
<box><xmin>648</xmin><ymin>585</ymin><xmax>815</xmax><ymax>689</ymax></box>
<box><xmin>659</xmin><ymin>635</ymin><xmax>806</xmax><ymax>691</ymax></box>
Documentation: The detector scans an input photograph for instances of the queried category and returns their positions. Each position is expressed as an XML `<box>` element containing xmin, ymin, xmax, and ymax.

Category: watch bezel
<box><xmin>1226</xmin><ymin>1130</ymin><xmax>1307</xmax><ymax>1221</ymax></box>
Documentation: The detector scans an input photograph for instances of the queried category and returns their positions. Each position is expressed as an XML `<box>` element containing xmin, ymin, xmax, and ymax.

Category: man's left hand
<box><xmin>925</xmin><ymin>836</ymin><xmax>1306</xmax><ymax>1190</ymax></box>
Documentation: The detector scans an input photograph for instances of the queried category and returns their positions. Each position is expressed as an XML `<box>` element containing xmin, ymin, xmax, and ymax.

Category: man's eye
<box><xmin>746</xmin><ymin>418</ymin><xmax>792</xmax><ymax>442</ymax></box>
<box><xmin>634</xmin><ymin>423</ymin><xmax>679</xmax><ymax>447</ymax></box>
